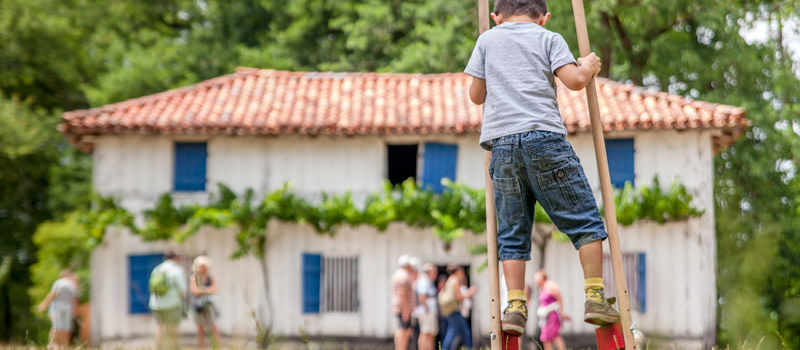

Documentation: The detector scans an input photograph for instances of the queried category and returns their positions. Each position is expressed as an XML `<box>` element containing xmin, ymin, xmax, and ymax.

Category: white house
<box><xmin>61</xmin><ymin>68</ymin><xmax>746</xmax><ymax>349</ymax></box>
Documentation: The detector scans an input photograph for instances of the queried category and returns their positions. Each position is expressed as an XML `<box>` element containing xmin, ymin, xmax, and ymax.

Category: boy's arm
<box><xmin>555</xmin><ymin>52</ymin><xmax>602</xmax><ymax>91</ymax></box>
<box><xmin>469</xmin><ymin>77</ymin><xmax>486</xmax><ymax>105</ymax></box>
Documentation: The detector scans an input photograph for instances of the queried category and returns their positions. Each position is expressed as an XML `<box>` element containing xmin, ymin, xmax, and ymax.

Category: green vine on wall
<box><xmin>74</xmin><ymin>176</ymin><xmax>705</xmax><ymax>256</ymax></box>
<box><xmin>28</xmin><ymin>176</ymin><xmax>704</xmax><ymax>311</ymax></box>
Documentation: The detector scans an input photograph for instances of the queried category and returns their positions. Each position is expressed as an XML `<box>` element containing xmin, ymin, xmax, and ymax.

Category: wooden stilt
<box><xmin>570</xmin><ymin>1</ymin><xmax>636</xmax><ymax>349</ymax></box>
<box><xmin>476</xmin><ymin>1</ymin><xmax>502</xmax><ymax>349</ymax></box>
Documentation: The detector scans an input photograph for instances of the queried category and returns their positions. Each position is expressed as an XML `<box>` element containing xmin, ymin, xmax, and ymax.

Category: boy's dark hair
<box><xmin>493</xmin><ymin>0</ymin><xmax>548</xmax><ymax>18</ymax></box>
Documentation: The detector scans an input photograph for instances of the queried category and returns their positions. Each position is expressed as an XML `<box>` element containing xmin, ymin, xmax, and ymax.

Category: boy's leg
<box><xmin>502</xmin><ymin>260</ymin><xmax>526</xmax><ymax>291</ymax></box>
<box><xmin>578</xmin><ymin>239</ymin><xmax>621</xmax><ymax>324</ymax></box>
<box><xmin>501</xmin><ymin>259</ymin><xmax>528</xmax><ymax>335</ymax></box>
<box><xmin>520</xmin><ymin>131</ymin><xmax>619</xmax><ymax>326</ymax></box>
<box><xmin>489</xmin><ymin>136</ymin><xmax>536</xmax><ymax>337</ymax></box>
<box><xmin>578</xmin><ymin>240</ymin><xmax>602</xmax><ymax>278</ymax></box>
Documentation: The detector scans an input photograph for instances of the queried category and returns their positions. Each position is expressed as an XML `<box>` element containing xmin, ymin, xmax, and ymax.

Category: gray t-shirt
<box><xmin>464</xmin><ymin>22</ymin><xmax>577</xmax><ymax>149</ymax></box>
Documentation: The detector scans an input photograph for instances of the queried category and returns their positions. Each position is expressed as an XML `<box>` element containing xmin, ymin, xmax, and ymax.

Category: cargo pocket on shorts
<box><xmin>493</xmin><ymin>176</ymin><xmax>524</xmax><ymax>223</ymax></box>
<box><xmin>536</xmin><ymin>161</ymin><xmax>591</xmax><ymax>213</ymax></box>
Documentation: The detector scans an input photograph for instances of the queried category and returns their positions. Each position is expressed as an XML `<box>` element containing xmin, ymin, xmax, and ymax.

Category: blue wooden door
<box><xmin>302</xmin><ymin>253</ymin><xmax>322</xmax><ymax>313</ymax></box>
<box><xmin>129</xmin><ymin>254</ymin><xmax>164</xmax><ymax>314</ymax></box>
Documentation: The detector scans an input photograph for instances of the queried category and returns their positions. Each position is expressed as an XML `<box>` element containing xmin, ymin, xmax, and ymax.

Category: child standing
<box><xmin>464</xmin><ymin>0</ymin><xmax>620</xmax><ymax>336</ymax></box>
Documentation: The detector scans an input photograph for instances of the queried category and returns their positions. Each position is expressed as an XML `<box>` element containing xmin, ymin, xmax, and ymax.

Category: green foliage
<box><xmin>1</xmin><ymin>0</ymin><xmax>797</xmax><ymax>344</ymax></box>
<box><xmin>0</xmin><ymin>93</ymin><xmax>77</xmax><ymax>340</ymax></box>
<box><xmin>29</xmin><ymin>213</ymin><xmax>91</xmax><ymax>304</ymax></box>
<box><xmin>61</xmin><ymin>178</ymin><xmax>701</xmax><ymax>262</ymax></box>
<box><xmin>610</xmin><ymin>177</ymin><xmax>705</xmax><ymax>225</ymax></box>
<box><xmin>0</xmin><ymin>257</ymin><xmax>12</xmax><ymax>287</ymax></box>
<box><xmin>82</xmin><ymin>197</ymin><xmax>137</xmax><ymax>248</ymax></box>
<box><xmin>140</xmin><ymin>194</ymin><xmax>199</xmax><ymax>241</ymax></box>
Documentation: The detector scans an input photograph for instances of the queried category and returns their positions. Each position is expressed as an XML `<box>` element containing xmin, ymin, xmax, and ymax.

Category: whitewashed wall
<box><xmin>263</xmin><ymin>221</ymin><xmax>488</xmax><ymax>337</ymax></box>
<box><xmin>90</xmin><ymin>130</ymin><xmax>716</xmax><ymax>347</ymax></box>
<box><xmin>91</xmin><ymin>223</ymin><xmax>488</xmax><ymax>341</ymax></box>
<box><xmin>90</xmin><ymin>226</ymin><xmax>267</xmax><ymax>341</ymax></box>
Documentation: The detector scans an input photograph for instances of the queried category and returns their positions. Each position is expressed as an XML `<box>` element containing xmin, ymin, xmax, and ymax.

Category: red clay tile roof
<box><xmin>60</xmin><ymin>67</ymin><xmax>746</xmax><ymax>152</ymax></box>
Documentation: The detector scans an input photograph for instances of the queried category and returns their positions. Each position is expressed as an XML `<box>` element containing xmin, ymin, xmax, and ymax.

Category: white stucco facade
<box><xmin>90</xmin><ymin>130</ymin><xmax>717</xmax><ymax>348</ymax></box>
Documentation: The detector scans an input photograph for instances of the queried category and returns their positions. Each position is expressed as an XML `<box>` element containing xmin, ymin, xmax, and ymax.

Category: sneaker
<box><xmin>584</xmin><ymin>296</ymin><xmax>621</xmax><ymax>326</ymax></box>
<box><xmin>501</xmin><ymin>299</ymin><xmax>527</xmax><ymax>336</ymax></box>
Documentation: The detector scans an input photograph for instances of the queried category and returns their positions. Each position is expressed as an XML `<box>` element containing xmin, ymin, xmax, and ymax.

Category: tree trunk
<box><xmin>599</xmin><ymin>13</ymin><xmax>614</xmax><ymax>78</ymax></box>
<box><xmin>532</xmin><ymin>223</ymin><xmax>556</xmax><ymax>271</ymax></box>
<box><xmin>0</xmin><ymin>285</ymin><xmax>9</xmax><ymax>340</ymax></box>
<box><xmin>257</xmin><ymin>238</ymin><xmax>273</xmax><ymax>349</ymax></box>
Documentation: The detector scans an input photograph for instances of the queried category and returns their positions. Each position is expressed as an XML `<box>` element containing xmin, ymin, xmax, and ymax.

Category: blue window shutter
<box><xmin>129</xmin><ymin>254</ymin><xmax>164</xmax><ymax>314</ymax></box>
<box><xmin>174</xmin><ymin>142</ymin><xmax>207</xmax><ymax>191</ymax></box>
<box><xmin>637</xmin><ymin>252</ymin><xmax>646</xmax><ymax>313</ymax></box>
<box><xmin>605</xmin><ymin>139</ymin><xmax>634</xmax><ymax>188</ymax></box>
<box><xmin>421</xmin><ymin>143</ymin><xmax>458</xmax><ymax>193</ymax></box>
<box><xmin>302</xmin><ymin>253</ymin><xmax>322</xmax><ymax>314</ymax></box>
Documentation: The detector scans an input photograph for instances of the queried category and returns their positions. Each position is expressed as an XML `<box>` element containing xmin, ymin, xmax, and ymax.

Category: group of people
<box><xmin>392</xmin><ymin>255</ymin><xmax>477</xmax><ymax>350</ymax></box>
<box><xmin>147</xmin><ymin>251</ymin><xmax>221</xmax><ymax>350</ymax></box>
<box><xmin>38</xmin><ymin>251</ymin><xmax>219</xmax><ymax>350</ymax></box>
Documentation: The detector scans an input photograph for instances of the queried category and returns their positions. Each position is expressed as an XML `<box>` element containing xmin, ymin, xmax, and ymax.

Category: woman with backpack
<box><xmin>149</xmin><ymin>251</ymin><xmax>187</xmax><ymax>350</ymax></box>
<box><xmin>438</xmin><ymin>265</ymin><xmax>476</xmax><ymax>350</ymax></box>
<box><xmin>190</xmin><ymin>256</ymin><xmax>221</xmax><ymax>349</ymax></box>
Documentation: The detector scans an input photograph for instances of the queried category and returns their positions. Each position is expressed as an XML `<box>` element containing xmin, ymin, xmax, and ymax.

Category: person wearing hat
<box><xmin>392</xmin><ymin>255</ymin><xmax>416</xmax><ymax>350</ymax></box>
<box><xmin>416</xmin><ymin>263</ymin><xmax>440</xmax><ymax>350</ymax></box>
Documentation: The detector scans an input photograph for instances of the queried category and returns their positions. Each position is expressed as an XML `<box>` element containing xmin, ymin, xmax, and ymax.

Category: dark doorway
<box><xmin>387</xmin><ymin>144</ymin><xmax>418</xmax><ymax>186</ymax></box>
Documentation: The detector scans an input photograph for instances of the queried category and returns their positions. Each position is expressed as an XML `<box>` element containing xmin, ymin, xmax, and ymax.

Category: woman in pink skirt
<box><xmin>527</xmin><ymin>270</ymin><xmax>570</xmax><ymax>350</ymax></box>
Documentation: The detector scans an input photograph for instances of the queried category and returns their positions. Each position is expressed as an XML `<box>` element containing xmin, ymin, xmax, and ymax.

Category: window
<box><xmin>602</xmin><ymin>252</ymin><xmax>646</xmax><ymax>312</ymax></box>
<box><xmin>174</xmin><ymin>142</ymin><xmax>208</xmax><ymax>191</ymax></box>
<box><xmin>421</xmin><ymin>142</ymin><xmax>458</xmax><ymax>193</ymax></box>
<box><xmin>129</xmin><ymin>254</ymin><xmax>164</xmax><ymax>314</ymax></box>
<box><xmin>321</xmin><ymin>256</ymin><xmax>359</xmax><ymax>313</ymax></box>
<box><xmin>302</xmin><ymin>253</ymin><xmax>360</xmax><ymax>314</ymax></box>
<box><xmin>605</xmin><ymin>138</ymin><xmax>634</xmax><ymax>188</ymax></box>
<box><xmin>387</xmin><ymin>142</ymin><xmax>459</xmax><ymax>192</ymax></box>
<box><xmin>387</xmin><ymin>144</ymin><xmax>419</xmax><ymax>186</ymax></box>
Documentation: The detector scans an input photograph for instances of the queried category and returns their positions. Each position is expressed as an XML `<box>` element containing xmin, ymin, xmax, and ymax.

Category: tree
<box><xmin>0</xmin><ymin>0</ymin><xmax>798</xmax><ymax>345</ymax></box>
<box><xmin>0</xmin><ymin>95</ymin><xmax>64</xmax><ymax>339</ymax></box>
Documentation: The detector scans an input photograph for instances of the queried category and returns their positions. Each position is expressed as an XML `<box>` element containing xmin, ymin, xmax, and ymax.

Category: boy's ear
<box><xmin>539</xmin><ymin>12</ymin><xmax>551</xmax><ymax>26</ymax></box>
<box><xmin>490</xmin><ymin>12</ymin><xmax>503</xmax><ymax>25</ymax></box>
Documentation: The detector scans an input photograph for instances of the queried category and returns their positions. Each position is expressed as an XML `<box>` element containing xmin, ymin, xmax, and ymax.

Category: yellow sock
<box><xmin>508</xmin><ymin>289</ymin><xmax>525</xmax><ymax>301</ymax></box>
<box><xmin>585</xmin><ymin>278</ymin><xmax>605</xmax><ymax>303</ymax></box>
<box><xmin>506</xmin><ymin>289</ymin><xmax>527</xmax><ymax>316</ymax></box>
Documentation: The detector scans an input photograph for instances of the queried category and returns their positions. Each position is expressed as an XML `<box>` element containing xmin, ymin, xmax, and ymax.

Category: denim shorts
<box><xmin>489</xmin><ymin>130</ymin><xmax>607</xmax><ymax>260</ymax></box>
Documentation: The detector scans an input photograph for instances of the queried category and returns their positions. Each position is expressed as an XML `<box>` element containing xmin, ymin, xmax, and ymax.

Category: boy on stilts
<box><xmin>464</xmin><ymin>0</ymin><xmax>621</xmax><ymax>336</ymax></box>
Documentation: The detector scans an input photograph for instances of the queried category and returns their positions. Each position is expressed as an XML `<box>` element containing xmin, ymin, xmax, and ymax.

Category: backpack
<box><xmin>149</xmin><ymin>265</ymin><xmax>171</xmax><ymax>296</ymax></box>
<box><xmin>438</xmin><ymin>278</ymin><xmax>458</xmax><ymax>316</ymax></box>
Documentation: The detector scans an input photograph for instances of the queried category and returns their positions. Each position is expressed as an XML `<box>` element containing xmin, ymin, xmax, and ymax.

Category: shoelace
<box><xmin>587</xmin><ymin>288</ymin><xmax>605</xmax><ymax>301</ymax></box>
<box><xmin>504</xmin><ymin>299</ymin><xmax>528</xmax><ymax>315</ymax></box>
